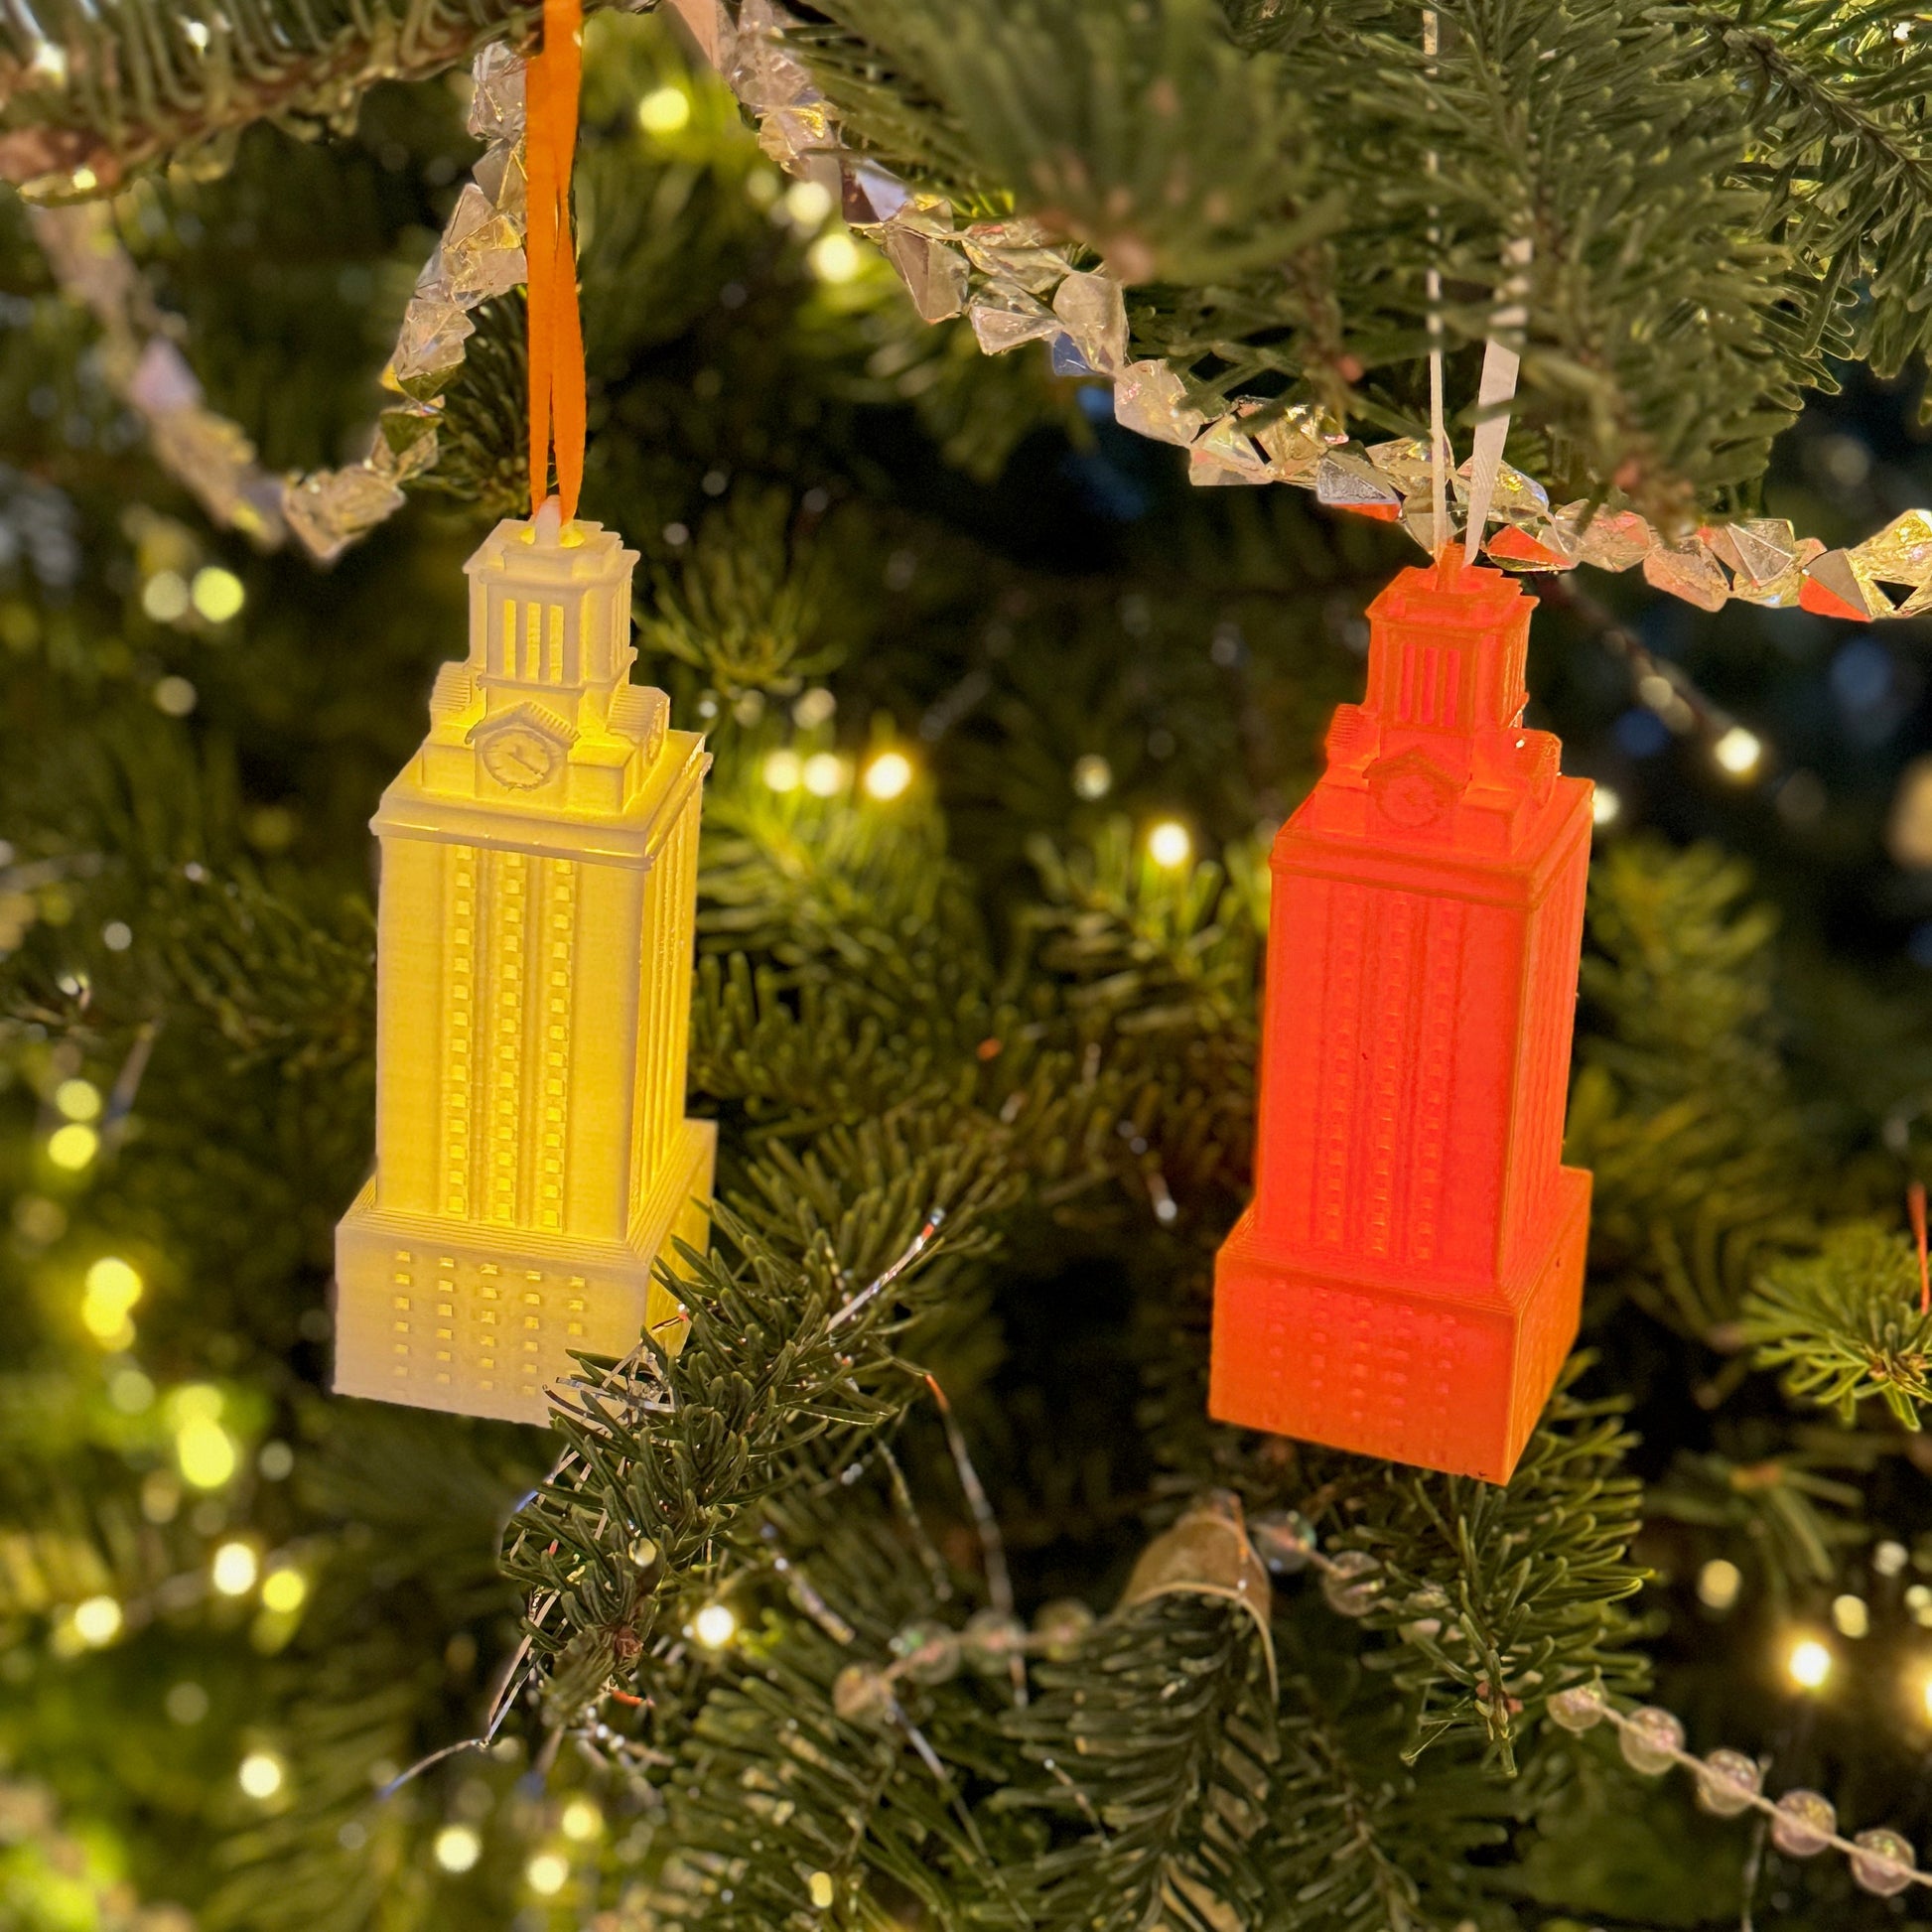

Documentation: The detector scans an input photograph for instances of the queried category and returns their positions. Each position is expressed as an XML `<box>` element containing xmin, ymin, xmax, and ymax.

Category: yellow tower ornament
<box><xmin>334</xmin><ymin>503</ymin><xmax>714</xmax><ymax>1424</ymax></box>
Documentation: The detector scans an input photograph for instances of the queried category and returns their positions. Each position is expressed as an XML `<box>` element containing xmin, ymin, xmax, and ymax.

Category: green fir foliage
<box><xmin>2</xmin><ymin>6</ymin><xmax>1932</xmax><ymax>1932</ymax></box>
<box><xmin>1743</xmin><ymin>1221</ymin><xmax>1932</xmax><ymax>1429</ymax></box>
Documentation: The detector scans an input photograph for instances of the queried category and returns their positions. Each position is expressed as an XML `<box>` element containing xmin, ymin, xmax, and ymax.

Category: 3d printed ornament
<box><xmin>334</xmin><ymin>510</ymin><xmax>715</xmax><ymax>1424</ymax></box>
<box><xmin>1211</xmin><ymin>555</ymin><xmax>1591</xmax><ymax>1482</ymax></box>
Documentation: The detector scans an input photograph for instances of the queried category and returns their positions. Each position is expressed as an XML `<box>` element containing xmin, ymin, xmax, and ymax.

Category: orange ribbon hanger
<box><xmin>525</xmin><ymin>0</ymin><xmax>586</xmax><ymax>522</ymax></box>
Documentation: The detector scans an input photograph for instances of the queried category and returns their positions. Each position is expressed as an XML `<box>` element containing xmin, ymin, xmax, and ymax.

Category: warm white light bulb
<box><xmin>1591</xmin><ymin>785</ymin><xmax>1622</xmax><ymax>828</ymax></box>
<box><xmin>863</xmin><ymin>752</ymin><xmax>913</xmax><ymax>801</ymax></box>
<box><xmin>1787</xmin><ymin>1636</ymin><xmax>1833</xmax><ymax>1691</ymax></box>
<box><xmin>526</xmin><ymin>1853</ymin><xmax>570</xmax><ymax>1896</ymax></box>
<box><xmin>47</xmin><ymin>1123</ymin><xmax>99</xmax><ymax>1171</ymax></box>
<box><xmin>762</xmin><ymin>749</ymin><xmax>802</xmax><ymax>792</ymax></box>
<box><xmin>238</xmin><ymin>1751</ymin><xmax>285</xmax><ymax>1800</ymax></box>
<box><xmin>808</xmin><ymin>232</ymin><xmax>863</xmax><ymax>285</ymax></box>
<box><xmin>434</xmin><ymin>1825</ymin><xmax>481</xmax><ymax>1872</ymax></box>
<box><xmin>783</xmin><ymin>180</ymin><xmax>833</xmax><ymax>227</ymax></box>
<box><xmin>637</xmin><ymin>85</ymin><xmax>691</xmax><ymax>133</ymax></box>
<box><xmin>211</xmin><ymin>1541</ymin><xmax>259</xmax><ymax>1597</ymax></box>
<box><xmin>1148</xmin><ymin>820</ymin><xmax>1192</xmax><ymax>869</ymax></box>
<box><xmin>71</xmin><ymin>1594</ymin><xmax>123</xmax><ymax>1646</ymax></box>
<box><xmin>1697</xmin><ymin>1559</ymin><xmax>1741</xmax><ymax>1611</ymax></box>
<box><xmin>55</xmin><ymin>1077</ymin><xmax>101</xmax><ymax>1121</ymax></box>
<box><xmin>1071</xmin><ymin>754</ymin><xmax>1112</xmax><ymax>801</ymax></box>
<box><xmin>177</xmin><ymin>1417</ymin><xmax>237</xmax><ymax>1489</ymax></box>
<box><xmin>693</xmin><ymin>1602</ymin><xmax>739</xmax><ymax>1649</ymax></box>
<box><xmin>81</xmin><ymin>1256</ymin><xmax>143</xmax><ymax>1342</ymax></box>
<box><xmin>801</xmin><ymin>753</ymin><xmax>846</xmax><ymax>798</ymax></box>
<box><xmin>261</xmin><ymin>1567</ymin><xmax>308</xmax><ymax>1614</ymax></box>
<box><xmin>1714</xmin><ymin>725</ymin><xmax>1763</xmax><ymax>778</ymax></box>
<box><xmin>191</xmin><ymin>567</ymin><xmax>245</xmax><ymax>623</ymax></box>
<box><xmin>560</xmin><ymin>1797</ymin><xmax>603</xmax><ymax>1842</ymax></box>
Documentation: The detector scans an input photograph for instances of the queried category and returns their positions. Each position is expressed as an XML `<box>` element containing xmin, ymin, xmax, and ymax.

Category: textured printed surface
<box><xmin>335</xmin><ymin>514</ymin><xmax>713</xmax><ymax>1425</ymax></box>
<box><xmin>1212</xmin><ymin>557</ymin><xmax>1592</xmax><ymax>1481</ymax></box>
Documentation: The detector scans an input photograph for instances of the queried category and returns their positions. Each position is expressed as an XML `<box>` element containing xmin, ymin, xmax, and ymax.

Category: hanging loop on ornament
<box><xmin>525</xmin><ymin>0</ymin><xmax>587</xmax><ymax>523</ymax></box>
<box><xmin>1461</xmin><ymin>233</ymin><xmax>1533</xmax><ymax>569</ymax></box>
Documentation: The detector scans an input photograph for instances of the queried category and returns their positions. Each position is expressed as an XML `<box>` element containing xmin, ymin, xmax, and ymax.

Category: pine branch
<box><xmin>0</xmin><ymin>0</ymin><xmax>544</xmax><ymax>191</ymax></box>
<box><xmin>645</xmin><ymin>1493</ymin><xmax>987</xmax><ymax>1932</ymax></box>
<box><xmin>1646</xmin><ymin>1445</ymin><xmax>1864</xmax><ymax>1597</ymax></box>
<box><xmin>1326</xmin><ymin>1364</ymin><xmax>1648</xmax><ymax>1776</ymax></box>
<box><xmin>637</xmin><ymin>488</ymin><xmax>841</xmax><ymax>697</ymax></box>
<box><xmin>1688</xmin><ymin>1</ymin><xmax>1932</xmax><ymax>378</ymax></box>
<box><xmin>1265</xmin><ymin>1646</ymin><xmax>1519</xmax><ymax>1932</ymax></box>
<box><xmin>500</xmin><ymin>1111</ymin><xmax>1020</xmax><ymax>1710</ymax></box>
<box><xmin>999</xmin><ymin>1591</ymin><xmax>1282</xmax><ymax>1932</ymax></box>
<box><xmin>1566</xmin><ymin>839</ymin><xmax>1816</xmax><ymax>1339</ymax></box>
<box><xmin>1741</xmin><ymin>1219</ymin><xmax>1932</xmax><ymax>1428</ymax></box>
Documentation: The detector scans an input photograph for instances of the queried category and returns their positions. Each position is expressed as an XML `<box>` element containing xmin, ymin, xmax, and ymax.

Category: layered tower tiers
<box><xmin>335</xmin><ymin>513</ymin><xmax>714</xmax><ymax>1425</ymax></box>
<box><xmin>1212</xmin><ymin>556</ymin><xmax>1592</xmax><ymax>1482</ymax></box>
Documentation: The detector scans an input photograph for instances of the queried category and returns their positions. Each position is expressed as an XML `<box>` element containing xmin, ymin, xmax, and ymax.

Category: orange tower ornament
<box><xmin>1211</xmin><ymin>556</ymin><xmax>1592</xmax><ymax>1483</ymax></box>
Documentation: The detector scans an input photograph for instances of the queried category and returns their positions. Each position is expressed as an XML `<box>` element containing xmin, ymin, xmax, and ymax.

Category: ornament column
<box><xmin>1212</xmin><ymin>555</ymin><xmax>1591</xmax><ymax>1482</ymax></box>
<box><xmin>335</xmin><ymin>513</ymin><xmax>714</xmax><ymax>1424</ymax></box>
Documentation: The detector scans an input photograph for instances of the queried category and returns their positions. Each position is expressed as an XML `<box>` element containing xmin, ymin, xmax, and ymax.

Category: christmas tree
<box><xmin>9</xmin><ymin>2</ymin><xmax>1932</xmax><ymax>1926</ymax></box>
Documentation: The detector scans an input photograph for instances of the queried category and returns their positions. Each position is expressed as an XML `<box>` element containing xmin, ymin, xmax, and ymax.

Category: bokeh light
<box><xmin>863</xmin><ymin>751</ymin><xmax>913</xmax><ymax>800</ymax></box>
<box><xmin>1148</xmin><ymin>820</ymin><xmax>1192</xmax><ymax>868</ymax></box>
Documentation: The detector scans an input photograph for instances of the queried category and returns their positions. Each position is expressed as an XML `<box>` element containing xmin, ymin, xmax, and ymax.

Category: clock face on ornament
<box><xmin>482</xmin><ymin>725</ymin><xmax>563</xmax><ymax>790</ymax></box>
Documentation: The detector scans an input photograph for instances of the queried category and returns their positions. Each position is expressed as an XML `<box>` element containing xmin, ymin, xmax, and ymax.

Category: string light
<box><xmin>211</xmin><ymin>1542</ymin><xmax>259</xmax><ymax>1597</ymax></box>
<box><xmin>1696</xmin><ymin>1558</ymin><xmax>1741</xmax><ymax>1611</ymax></box>
<box><xmin>46</xmin><ymin>1123</ymin><xmax>99</xmax><ymax>1171</ymax></box>
<box><xmin>1714</xmin><ymin>726</ymin><xmax>1763</xmax><ymax>778</ymax></box>
<box><xmin>809</xmin><ymin>232</ymin><xmax>863</xmax><ymax>284</ymax></box>
<box><xmin>808</xmin><ymin>1871</ymin><xmax>835</xmax><ymax>1909</ymax></box>
<box><xmin>433</xmin><ymin>1825</ymin><xmax>482</xmax><ymax>1873</ymax></box>
<box><xmin>55</xmin><ymin>1078</ymin><xmax>101</xmax><ymax>1121</ymax></box>
<box><xmin>71</xmin><ymin>1594</ymin><xmax>123</xmax><ymax>1646</ymax></box>
<box><xmin>108</xmin><ymin>1367</ymin><xmax>154</xmax><ymax>1413</ymax></box>
<box><xmin>762</xmin><ymin>749</ymin><xmax>802</xmax><ymax>792</ymax></box>
<box><xmin>1786</xmin><ymin>1635</ymin><xmax>1833</xmax><ymax>1692</ymax></box>
<box><xmin>1833</xmin><ymin>1594</ymin><xmax>1870</xmax><ymax>1639</ymax></box>
<box><xmin>165</xmin><ymin>1681</ymin><xmax>208</xmax><ymax>1725</ymax></box>
<box><xmin>80</xmin><ymin>1256</ymin><xmax>143</xmax><ymax>1343</ymax></box>
<box><xmin>237</xmin><ymin>1751</ymin><xmax>285</xmax><ymax>1800</ymax></box>
<box><xmin>782</xmin><ymin>180</ymin><xmax>833</xmax><ymax>228</ymax></box>
<box><xmin>141</xmin><ymin>572</ymin><xmax>190</xmax><ymax>622</ymax></box>
<box><xmin>801</xmin><ymin>753</ymin><xmax>846</xmax><ymax>797</ymax></box>
<box><xmin>693</xmin><ymin>1602</ymin><xmax>739</xmax><ymax>1649</ymax></box>
<box><xmin>260</xmin><ymin>1567</ymin><xmax>308</xmax><ymax>1614</ymax></box>
<box><xmin>1071</xmin><ymin>754</ymin><xmax>1112</xmax><ymax>800</ymax></box>
<box><xmin>863</xmin><ymin>751</ymin><xmax>913</xmax><ymax>800</ymax></box>
<box><xmin>526</xmin><ymin>1853</ymin><xmax>569</xmax><ymax>1896</ymax></box>
<box><xmin>637</xmin><ymin>84</ymin><xmax>691</xmax><ymax>133</ymax></box>
<box><xmin>1591</xmin><ymin>785</ymin><xmax>1622</xmax><ymax>828</ymax></box>
<box><xmin>190</xmin><ymin>567</ymin><xmax>244</xmax><ymax>622</ymax></box>
<box><xmin>560</xmin><ymin>1798</ymin><xmax>602</xmax><ymax>1842</ymax></box>
<box><xmin>153</xmin><ymin>676</ymin><xmax>198</xmax><ymax>717</ymax></box>
<box><xmin>1147</xmin><ymin>820</ymin><xmax>1192</xmax><ymax>868</ymax></box>
<box><xmin>172</xmin><ymin>1390</ymin><xmax>238</xmax><ymax>1489</ymax></box>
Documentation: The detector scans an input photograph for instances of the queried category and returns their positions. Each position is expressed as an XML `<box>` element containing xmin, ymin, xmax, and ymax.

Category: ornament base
<box><xmin>334</xmin><ymin>1117</ymin><xmax>715</xmax><ymax>1426</ymax></box>
<box><xmin>1209</xmin><ymin>1164</ymin><xmax>1589</xmax><ymax>1483</ymax></box>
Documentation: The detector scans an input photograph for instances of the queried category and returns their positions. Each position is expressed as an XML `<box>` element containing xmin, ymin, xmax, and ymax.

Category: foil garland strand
<box><xmin>29</xmin><ymin>41</ymin><xmax>530</xmax><ymax>564</ymax></box>
<box><xmin>26</xmin><ymin>0</ymin><xmax>1932</xmax><ymax>621</ymax></box>
<box><xmin>692</xmin><ymin>0</ymin><xmax>1920</xmax><ymax>626</ymax></box>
